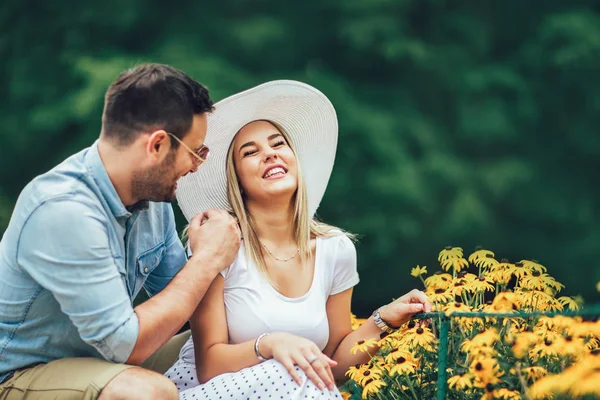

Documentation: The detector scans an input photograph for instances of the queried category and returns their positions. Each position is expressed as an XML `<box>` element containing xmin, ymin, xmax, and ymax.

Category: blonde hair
<box><xmin>226</xmin><ymin>121</ymin><xmax>354</xmax><ymax>277</ymax></box>
<box><xmin>181</xmin><ymin>121</ymin><xmax>355</xmax><ymax>278</ymax></box>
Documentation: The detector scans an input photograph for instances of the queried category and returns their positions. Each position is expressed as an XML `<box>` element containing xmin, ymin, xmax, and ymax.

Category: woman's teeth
<box><xmin>263</xmin><ymin>167</ymin><xmax>286</xmax><ymax>178</ymax></box>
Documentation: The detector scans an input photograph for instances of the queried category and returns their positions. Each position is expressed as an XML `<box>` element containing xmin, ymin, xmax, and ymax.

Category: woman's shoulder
<box><xmin>317</xmin><ymin>232</ymin><xmax>359</xmax><ymax>295</ymax></box>
<box><xmin>220</xmin><ymin>243</ymin><xmax>249</xmax><ymax>280</ymax></box>
<box><xmin>316</xmin><ymin>232</ymin><xmax>357</xmax><ymax>271</ymax></box>
<box><xmin>317</xmin><ymin>231</ymin><xmax>355</xmax><ymax>251</ymax></box>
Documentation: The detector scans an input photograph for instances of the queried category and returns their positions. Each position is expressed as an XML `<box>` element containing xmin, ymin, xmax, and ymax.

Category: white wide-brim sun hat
<box><xmin>175</xmin><ymin>80</ymin><xmax>338</xmax><ymax>222</ymax></box>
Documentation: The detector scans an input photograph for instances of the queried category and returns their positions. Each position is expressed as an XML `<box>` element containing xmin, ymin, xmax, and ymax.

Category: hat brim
<box><xmin>175</xmin><ymin>80</ymin><xmax>338</xmax><ymax>222</ymax></box>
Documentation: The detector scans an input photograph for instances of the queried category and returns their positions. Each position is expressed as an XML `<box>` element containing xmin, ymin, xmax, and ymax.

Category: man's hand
<box><xmin>126</xmin><ymin>209</ymin><xmax>240</xmax><ymax>366</ymax></box>
<box><xmin>187</xmin><ymin>209</ymin><xmax>241</xmax><ymax>276</ymax></box>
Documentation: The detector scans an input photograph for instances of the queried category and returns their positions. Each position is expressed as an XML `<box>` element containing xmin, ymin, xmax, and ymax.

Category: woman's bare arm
<box><xmin>190</xmin><ymin>275</ymin><xmax>261</xmax><ymax>383</ymax></box>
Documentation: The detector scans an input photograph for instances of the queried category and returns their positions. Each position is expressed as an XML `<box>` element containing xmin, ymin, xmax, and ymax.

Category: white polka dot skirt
<box><xmin>165</xmin><ymin>359</ymin><xmax>343</xmax><ymax>399</ymax></box>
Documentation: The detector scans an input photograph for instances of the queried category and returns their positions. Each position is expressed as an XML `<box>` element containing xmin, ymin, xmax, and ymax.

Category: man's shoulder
<box><xmin>15</xmin><ymin>149</ymin><xmax>105</xmax><ymax>223</ymax></box>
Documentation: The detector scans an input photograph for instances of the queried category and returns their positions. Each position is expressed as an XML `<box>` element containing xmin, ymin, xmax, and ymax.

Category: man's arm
<box><xmin>18</xmin><ymin>201</ymin><xmax>240</xmax><ymax>365</ymax></box>
<box><xmin>126</xmin><ymin>209</ymin><xmax>241</xmax><ymax>365</ymax></box>
<box><xmin>126</xmin><ymin>256</ymin><xmax>216</xmax><ymax>365</ymax></box>
<box><xmin>18</xmin><ymin>200</ymin><xmax>140</xmax><ymax>363</ymax></box>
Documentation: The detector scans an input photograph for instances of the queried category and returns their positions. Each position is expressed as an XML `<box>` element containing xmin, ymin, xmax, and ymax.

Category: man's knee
<box><xmin>99</xmin><ymin>367</ymin><xmax>178</xmax><ymax>400</ymax></box>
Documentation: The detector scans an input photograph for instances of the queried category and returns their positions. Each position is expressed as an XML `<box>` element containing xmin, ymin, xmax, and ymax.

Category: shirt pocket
<box><xmin>137</xmin><ymin>243</ymin><xmax>166</xmax><ymax>277</ymax></box>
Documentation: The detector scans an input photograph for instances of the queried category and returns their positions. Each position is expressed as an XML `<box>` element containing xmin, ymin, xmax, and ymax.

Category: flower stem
<box><xmin>404</xmin><ymin>377</ymin><xmax>419</xmax><ymax>400</ymax></box>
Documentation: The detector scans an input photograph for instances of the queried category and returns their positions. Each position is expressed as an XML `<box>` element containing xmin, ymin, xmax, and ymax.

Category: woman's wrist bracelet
<box><xmin>254</xmin><ymin>333</ymin><xmax>270</xmax><ymax>361</ymax></box>
<box><xmin>372</xmin><ymin>306</ymin><xmax>396</xmax><ymax>334</ymax></box>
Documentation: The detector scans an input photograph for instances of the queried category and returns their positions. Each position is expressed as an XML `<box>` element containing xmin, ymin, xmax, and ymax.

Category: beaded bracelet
<box><xmin>254</xmin><ymin>332</ymin><xmax>270</xmax><ymax>361</ymax></box>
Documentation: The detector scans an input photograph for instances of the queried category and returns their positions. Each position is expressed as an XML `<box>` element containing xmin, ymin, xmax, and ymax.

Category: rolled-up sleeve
<box><xmin>17</xmin><ymin>199</ymin><xmax>139</xmax><ymax>363</ymax></box>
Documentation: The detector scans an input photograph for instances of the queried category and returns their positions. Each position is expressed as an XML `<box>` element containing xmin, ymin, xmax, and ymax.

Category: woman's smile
<box><xmin>262</xmin><ymin>165</ymin><xmax>288</xmax><ymax>180</ymax></box>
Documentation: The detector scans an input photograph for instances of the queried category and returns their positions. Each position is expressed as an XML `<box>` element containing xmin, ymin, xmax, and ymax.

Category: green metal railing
<box><xmin>412</xmin><ymin>305</ymin><xmax>600</xmax><ymax>400</ymax></box>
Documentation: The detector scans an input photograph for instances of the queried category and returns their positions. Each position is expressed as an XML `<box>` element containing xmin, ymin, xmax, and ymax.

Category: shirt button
<box><xmin>144</xmin><ymin>267</ymin><xmax>148</xmax><ymax>273</ymax></box>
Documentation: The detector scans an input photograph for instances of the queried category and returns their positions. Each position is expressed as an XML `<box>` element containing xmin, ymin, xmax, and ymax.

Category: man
<box><xmin>0</xmin><ymin>64</ymin><xmax>241</xmax><ymax>399</ymax></box>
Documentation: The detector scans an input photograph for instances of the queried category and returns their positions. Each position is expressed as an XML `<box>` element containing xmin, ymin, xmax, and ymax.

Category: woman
<box><xmin>169</xmin><ymin>80</ymin><xmax>432</xmax><ymax>399</ymax></box>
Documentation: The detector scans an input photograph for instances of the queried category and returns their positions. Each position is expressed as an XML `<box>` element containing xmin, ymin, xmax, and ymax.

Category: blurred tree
<box><xmin>1</xmin><ymin>0</ymin><xmax>599</xmax><ymax>314</ymax></box>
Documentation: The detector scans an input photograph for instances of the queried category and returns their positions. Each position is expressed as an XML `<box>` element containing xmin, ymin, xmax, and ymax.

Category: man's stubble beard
<box><xmin>131</xmin><ymin>150</ymin><xmax>178</xmax><ymax>203</ymax></box>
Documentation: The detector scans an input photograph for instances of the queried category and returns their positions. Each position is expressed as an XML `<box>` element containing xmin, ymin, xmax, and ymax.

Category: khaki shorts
<box><xmin>0</xmin><ymin>330</ymin><xmax>190</xmax><ymax>400</ymax></box>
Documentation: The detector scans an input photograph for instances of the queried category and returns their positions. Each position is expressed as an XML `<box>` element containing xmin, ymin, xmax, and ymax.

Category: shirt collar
<box><xmin>85</xmin><ymin>141</ymin><xmax>148</xmax><ymax>218</ymax></box>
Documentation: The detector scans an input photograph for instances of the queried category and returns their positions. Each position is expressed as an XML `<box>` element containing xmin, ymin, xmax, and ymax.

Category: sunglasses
<box><xmin>167</xmin><ymin>132</ymin><xmax>210</xmax><ymax>164</ymax></box>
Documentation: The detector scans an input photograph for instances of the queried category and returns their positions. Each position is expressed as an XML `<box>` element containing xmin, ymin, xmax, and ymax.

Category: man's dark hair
<box><xmin>101</xmin><ymin>63</ymin><xmax>213</xmax><ymax>146</ymax></box>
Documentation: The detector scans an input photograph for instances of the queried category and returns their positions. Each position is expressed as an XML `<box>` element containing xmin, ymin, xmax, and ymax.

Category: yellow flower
<box><xmin>519</xmin><ymin>259</ymin><xmax>547</xmax><ymax>273</ymax></box>
<box><xmin>509</xmin><ymin>261</ymin><xmax>530</xmax><ymax>279</ymax></box>
<box><xmin>350</xmin><ymin>338</ymin><xmax>378</xmax><ymax>355</ymax></box>
<box><xmin>557</xmin><ymin>296</ymin><xmax>581</xmax><ymax>310</ymax></box>
<box><xmin>530</xmin><ymin>333</ymin><xmax>565</xmax><ymax>361</ymax></box>
<box><xmin>444</xmin><ymin>301</ymin><xmax>476</xmax><ymax>330</ymax></box>
<box><xmin>345</xmin><ymin>363</ymin><xmax>365</xmax><ymax>381</ymax></box>
<box><xmin>424</xmin><ymin>272</ymin><xmax>453</xmax><ymax>290</ymax></box>
<box><xmin>438</xmin><ymin>246</ymin><xmax>463</xmax><ymax>262</ymax></box>
<box><xmin>361</xmin><ymin>378</ymin><xmax>386</xmax><ymax>399</ymax></box>
<box><xmin>520</xmin><ymin>271</ymin><xmax>563</xmax><ymax>293</ymax></box>
<box><xmin>471</xmin><ymin>328</ymin><xmax>500</xmax><ymax>348</ymax></box>
<box><xmin>560</xmin><ymin>335</ymin><xmax>587</xmax><ymax>358</ymax></box>
<box><xmin>444</xmin><ymin>301</ymin><xmax>472</xmax><ymax>314</ymax></box>
<box><xmin>487</xmin><ymin>264</ymin><xmax>512</xmax><ymax>284</ymax></box>
<box><xmin>522</xmin><ymin>366</ymin><xmax>548</xmax><ymax>381</ymax></box>
<box><xmin>491</xmin><ymin>292</ymin><xmax>520</xmax><ymax>312</ymax></box>
<box><xmin>441</xmin><ymin>257</ymin><xmax>469</xmax><ymax>273</ymax></box>
<box><xmin>411</xmin><ymin>265</ymin><xmax>427</xmax><ymax>277</ymax></box>
<box><xmin>528</xmin><ymin>355</ymin><xmax>600</xmax><ymax>398</ymax></box>
<box><xmin>597</xmin><ymin>281</ymin><xmax>600</xmax><ymax>292</ymax></box>
<box><xmin>572</xmin><ymin>320</ymin><xmax>600</xmax><ymax>338</ymax></box>
<box><xmin>533</xmin><ymin>316</ymin><xmax>574</xmax><ymax>340</ymax></box>
<box><xmin>471</xmin><ymin>276</ymin><xmax>495</xmax><ymax>292</ymax></box>
<box><xmin>355</xmin><ymin>364</ymin><xmax>384</xmax><ymax>386</ymax></box>
<box><xmin>340</xmin><ymin>392</ymin><xmax>351</xmax><ymax>400</ymax></box>
<box><xmin>510</xmin><ymin>332</ymin><xmax>539</xmax><ymax>359</ymax></box>
<box><xmin>586</xmin><ymin>337</ymin><xmax>599</xmax><ymax>351</ymax></box>
<box><xmin>461</xmin><ymin>329</ymin><xmax>499</xmax><ymax>359</ymax></box>
<box><xmin>493</xmin><ymin>388</ymin><xmax>521</xmax><ymax>400</ymax></box>
<box><xmin>350</xmin><ymin>314</ymin><xmax>369</xmax><ymax>330</ymax></box>
<box><xmin>478</xmin><ymin>254</ymin><xmax>500</xmax><ymax>270</ymax></box>
<box><xmin>447</xmin><ymin>372</ymin><xmax>474</xmax><ymax>390</ymax></box>
<box><xmin>386</xmin><ymin>355</ymin><xmax>417</xmax><ymax>376</ymax></box>
<box><xmin>351</xmin><ymin>313</ymin><xmax>364</xmax><ymax>330</ymax></box>
<box><xmin>518</xmin><ymin>290</ymin><xmax>556</xmax><ymax>311</ymax></box>
<box><xmin>505</xmin><ymin>318</ymin><xmax>530</xmax><ymax>337</ymax></box>
<box><xmin>405</xmin><ymin>326</ymin><xmax>436</xmax><ymax>351</ymax></box>
<box><xmin>449</xmin><ymin>278</ymin><xmax>475</xmax><ymax>297</ymax></box>
<box><xmin>536</xmin><ymin>315</ymin><xmax>575</xmax><ymax>333</ymax></box>
<box><xmin>383</xmin><ymin>347</ymin><xmax>413</xmax><ymax>364</ymax></box>
<box><xmin>569</xmin><ymin>370</ymin><xmax>600</xmax><ymax>397</ymax></box>
<box><xmin>548</xmin><ymin>279</ymin><xmax>564</xmax><ymax>293</ymax></box>
<box><xmin>377</xmin><ymin>329</ymin><xmax>403</xmax><ymax>347</ymax></box>
<box><xmin>468</xmin><ymin>247</ymin><xmax>494</xmax><ymax>266</ymax></box>
<box><xmin>470</xmin><ymin>358</ymin><xmax>504</xmax><ymax>384</ymax></box>
<box><xmin>426</xmin><ymin>287</ymin><xmax>454</xmax><ymax>303</ymax></box>
<box><xmin>463</xmin><ymin>343</ymin><xmax>497</xmax><ymax>359</ymax></box>
<box><xmin>528</xmin><ymin>375</ymin><xmax>559</xmax><ymax>399</ymax></box>
<box><xmin>456</xmin><ymin>270</ymin><xmax>477</xmax><ymax>282</ymax></box>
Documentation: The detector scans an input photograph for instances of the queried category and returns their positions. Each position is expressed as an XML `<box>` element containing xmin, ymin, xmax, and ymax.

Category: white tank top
<box><xmin>222</xmin><ymin>234</ymin><xmax>359</xmax><ymax>350</ymax></box>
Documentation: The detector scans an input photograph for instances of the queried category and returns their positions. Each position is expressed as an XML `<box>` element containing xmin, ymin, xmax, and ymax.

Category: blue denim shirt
<box><xmin>0</xmin><ymin>141</ymin><xmax>187</xmax><ymax>383</ymax></box>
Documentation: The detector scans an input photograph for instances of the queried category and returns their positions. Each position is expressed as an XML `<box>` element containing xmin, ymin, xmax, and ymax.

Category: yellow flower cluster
<box><xmin>528</xmin><ymin>355</ymin><xmax>600</xmax><ymax>399</ymax></box>
<box><xmin>345</xmin><ymin>323</ymin><xmax>437</xmax><ymax>399</ymax></box>
<box><xmin>342</xmin><ymin>247</ymin><xmax>599</xmax><ymax>400</ymax></box>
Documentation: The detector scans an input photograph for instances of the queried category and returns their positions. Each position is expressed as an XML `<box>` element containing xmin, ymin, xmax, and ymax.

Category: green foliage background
<box><xmin>2</xmin><ymin>0</ymin><xmax>599</xmax><ymax>315</ymax></box>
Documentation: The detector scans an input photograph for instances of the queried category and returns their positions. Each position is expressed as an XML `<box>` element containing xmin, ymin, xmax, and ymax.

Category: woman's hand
<box><xmin>260</xmin><ymin>332</ymin><xmax>337</xmax><ymax>391</ymax></box>
<box><xmin>379</xmin><ymin>289</ymin><xmax>433</xmax><ymax>328</ymax></box>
